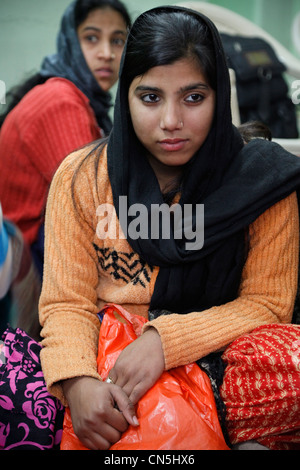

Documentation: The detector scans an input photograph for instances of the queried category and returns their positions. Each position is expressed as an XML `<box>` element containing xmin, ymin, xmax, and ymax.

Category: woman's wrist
<box><xmin>62</xmin><ymin>376</ymin><xmax>101</xmax><ymax>404</ymax></box>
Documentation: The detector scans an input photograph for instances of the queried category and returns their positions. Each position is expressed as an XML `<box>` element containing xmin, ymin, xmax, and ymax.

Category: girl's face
<box><xmin>77</xmin><ymin>7</ymin><xmax>127</xmax><ymax>91</ymax></box>
<box><xmin>128</xmin><ymin>57</ymin><xmax>216</xmax><ymax>184</ymax></box>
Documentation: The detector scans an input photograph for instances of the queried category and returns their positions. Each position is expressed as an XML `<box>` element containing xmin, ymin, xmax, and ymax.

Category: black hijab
<box><xmin>40</xmin><ymin>1</ymin><xmax>112</xmax><ymax>134</ymax></box>
<box><xmin>107</xmin><ymin>6</ymin><xmax>300</xmax><ymax>316</ymax></box>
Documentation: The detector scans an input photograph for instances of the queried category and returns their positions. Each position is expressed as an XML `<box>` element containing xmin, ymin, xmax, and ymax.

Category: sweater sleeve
<box><xmin>39</xmin><ymin>151</ymin><xmax>102</xmax><ymax>405</ymax></box>
<box><xmin>144</xmin><ymin>192</ymin><xmax>299</xmax><ymax>370</ymax></box>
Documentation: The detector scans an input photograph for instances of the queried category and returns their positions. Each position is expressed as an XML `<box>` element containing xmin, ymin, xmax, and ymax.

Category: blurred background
<box><xmin>1</xmin><ymin>0</ymin><xmax>300</xmax><ymax>95</ymax></box>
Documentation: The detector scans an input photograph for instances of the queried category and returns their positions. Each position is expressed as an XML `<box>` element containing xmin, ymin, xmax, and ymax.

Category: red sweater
<box><xmin>0</xmin><ymin>77</ymin><xmax>101</xmax><ymax>244</ymax></box>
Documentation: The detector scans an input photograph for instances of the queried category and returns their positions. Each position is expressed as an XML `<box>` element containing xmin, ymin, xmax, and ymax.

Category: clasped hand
<box><xmin>63</xmin><ymin>327</ymin><xmax>165</xmax><ymax>450</ymax></box>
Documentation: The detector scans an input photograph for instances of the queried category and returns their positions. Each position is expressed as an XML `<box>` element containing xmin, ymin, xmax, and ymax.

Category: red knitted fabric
<box><xmin>0</xmin><ymin>78</ymin><xmax>101</xmax><ymax>244</ymax></box>
<box><xmin>220</xmin><ymin>324</ymin><xmax>300</xmax><ymax>450</ymax></box>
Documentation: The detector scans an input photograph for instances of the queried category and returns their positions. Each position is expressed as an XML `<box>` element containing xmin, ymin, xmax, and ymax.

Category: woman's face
<box><xmin>128</xmin><ymin>57</ymin><xmax>216</xmax><ymax>181</ymax></box>
<box><xmin>77</xmin><ymin>7</ymin><xmax>127</xmax><ymax>91</ymax></box>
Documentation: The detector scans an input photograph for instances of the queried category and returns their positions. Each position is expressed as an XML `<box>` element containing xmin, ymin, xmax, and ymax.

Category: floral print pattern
<box><xmin>0</xmin><ymin>327</ymin><xmax>64</xmax><ymax>450</ymax></box>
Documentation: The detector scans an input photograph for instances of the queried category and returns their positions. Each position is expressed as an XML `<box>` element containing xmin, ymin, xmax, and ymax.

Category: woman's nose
<box><xmin>97</xmin><ymin>40</ymin><xmax>113</xmax><ymax>60</ymax></box>
<box><xmin>160</xmin><ymin>103</ymin><xmax>183</xmax><ymax>131</ymax></box>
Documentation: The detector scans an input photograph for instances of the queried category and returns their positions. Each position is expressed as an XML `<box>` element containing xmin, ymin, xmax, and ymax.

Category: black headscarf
<box><xmin>107</xmin><ymin>6</ymin><xmax>300</xmax><ymax>316</ymax></box>
<box><xmin>40</xmin><ymin>1</ymin><xmax>112</xmax><ymax>134</ymax></box>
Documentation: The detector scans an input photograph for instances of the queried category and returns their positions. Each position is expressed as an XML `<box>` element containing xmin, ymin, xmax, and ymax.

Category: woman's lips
<box><xmin>158</xmin><ymin>139</ymin><xmax>188</xmax><ymax>151</ymax></box>
<box><xmin>94</xmin><ymin>68</ymin><xmax>113</xmax><ymax>78</ymax></box>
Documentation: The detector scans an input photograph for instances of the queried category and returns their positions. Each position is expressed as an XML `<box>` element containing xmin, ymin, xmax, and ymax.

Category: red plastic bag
<box><xmin>61</xmin><ymin>304</ymin><xmax>229</xmax><ymax>450</ymax></box>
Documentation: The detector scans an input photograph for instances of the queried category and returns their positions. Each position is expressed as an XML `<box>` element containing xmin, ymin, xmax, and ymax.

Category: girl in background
<box><xmin>0</xmin><ymin>0</ymin><xmax>130</xmax><ymax>272</ymax></box>
<box><xmin>0</xmin><ymin>0</ymin><xmax>130</xmax><ymax>338</ymax></box>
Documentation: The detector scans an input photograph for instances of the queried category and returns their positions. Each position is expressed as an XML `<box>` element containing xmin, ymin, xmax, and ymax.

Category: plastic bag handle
<box><xmin>100</xmin><ymin>303</ymin><xmax>147</xmax><ymax>336</ymax></box>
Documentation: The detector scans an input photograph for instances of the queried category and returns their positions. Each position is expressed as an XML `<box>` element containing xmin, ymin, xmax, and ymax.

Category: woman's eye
<box><xmin>112</xmin><ymin>37</ymin><xmax>125</xmax><ymax>47</ymax></box>
<box><xmin>185</xmin><ymin>93</ymin><xmax>204</xmax><ymax>103</ymax></box>
<box><xmin>85</xmin><ymin>35</ymin><xmax>98</xmax><ymax>43</ymax></box>
<box><xmin>141</xmin><ymin>94</ymin><xmax>160</xmax><ymax>103</ymax></box>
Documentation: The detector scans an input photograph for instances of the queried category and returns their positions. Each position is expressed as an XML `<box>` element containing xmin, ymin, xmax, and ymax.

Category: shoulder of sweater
<box><xmin>252</xmin><ymin>192</ymin><xmax>298</xmax><ymax>225</ymax></box>
<box><xmin>52</xmin><ymin>141</ymin><xmax>109</xmax><ymax>193</ymax></box>
<box><xmin>30</xmin><ymin>77</ymin><xmax>89</xmax><ymax>104</ymax></box>
<box><xmin>11</xmin><ymin>78</ymin><xmax>90</xmax><ymax>124</ymax></box>
<box><xmin>2</xmin><ymin>78</ymin><xmax>91</xmax><ymax>137</ymax></box>
<box><xmin>248</xmin><ymin>191</ymin><xmax>298</xmax><ymax>245</ymax></box>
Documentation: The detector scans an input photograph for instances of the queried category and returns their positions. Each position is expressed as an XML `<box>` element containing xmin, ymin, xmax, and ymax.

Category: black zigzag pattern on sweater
<box><xmin>93</xmin><ymin>245</ymin><xmax>153</xmax><ymax>288</ymax></box>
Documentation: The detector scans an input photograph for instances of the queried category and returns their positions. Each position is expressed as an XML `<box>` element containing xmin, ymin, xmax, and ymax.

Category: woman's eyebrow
<box><xmin>134</xmin><ymin>83</ymin><xmax>209</xmax><ymax>94</ymax></box>
<box><xmin>179</xmin><ymin>82</ymin><xmax>209</xmax><ymax>93</ymax></box>
<box><xmin>82</xmin><ymin>26</ymin><xmax>127</xmax><ymax>35</ymax></box>
<box><xmin>134</xmin><ymin>85</ymin><xmax>161</xmax><ymax>94</ymax></box>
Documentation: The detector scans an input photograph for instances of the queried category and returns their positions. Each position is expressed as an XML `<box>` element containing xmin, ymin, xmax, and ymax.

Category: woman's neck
<box><xmin>147</xmin><ymin>153</ymin><xmax>183</xmax><ymax>193</ymax></box>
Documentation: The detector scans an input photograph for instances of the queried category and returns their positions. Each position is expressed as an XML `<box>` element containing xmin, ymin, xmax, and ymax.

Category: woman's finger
<box><xmin>110</xmin><ymin>385</ymin><xmax>139</xmax><ymax>427</ymax></box>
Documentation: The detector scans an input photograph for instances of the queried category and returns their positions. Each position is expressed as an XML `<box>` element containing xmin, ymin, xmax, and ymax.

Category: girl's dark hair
<box><xmin>123</xmin><ymin>10</ymin><xmax>216</xmax><ymax>91</ymax></box>
<box><xmin>74</xmin><ymin>0</ymin><xmax>131</xmax><ymax>29</ymax></box>
<box><xmin>0</xmin><ymin>0</ymin><xmax>131</xmax><ymax>128</ymax></box>
<box><xmin>238</xmin><ymin>121</ymin><xmax>272</xmax><ymax>143</ymax></box>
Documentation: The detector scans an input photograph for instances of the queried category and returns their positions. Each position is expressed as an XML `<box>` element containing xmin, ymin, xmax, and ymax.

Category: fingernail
<box><xmin>133</xmin><ymin>416</ymin><xmax>139</xmax><ymax>426</ymax></box>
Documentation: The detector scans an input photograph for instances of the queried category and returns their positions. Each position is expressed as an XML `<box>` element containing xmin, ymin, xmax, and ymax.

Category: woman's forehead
<box><xmin>129</xmin><ymin>58</ymin><xmax>209</xmax><ymax>92</ymax></box>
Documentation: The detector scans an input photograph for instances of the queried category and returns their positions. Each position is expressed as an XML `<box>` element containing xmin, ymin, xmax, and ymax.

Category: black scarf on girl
<box><xmin>107</xmin><ymin>6</ymin><xmax>300</xmax><ymax>317</ymax></box>
<box><xmin>40</xmin><ymin>1</ymin><xmax>112</xmax><ymax>135</ymax></box>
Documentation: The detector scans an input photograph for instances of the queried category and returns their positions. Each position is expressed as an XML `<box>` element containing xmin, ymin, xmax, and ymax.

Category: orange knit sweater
<box><xmin>39</xmin><ymin>144</ymin><xmax>299</xmax><ymax>405</ymax></box>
